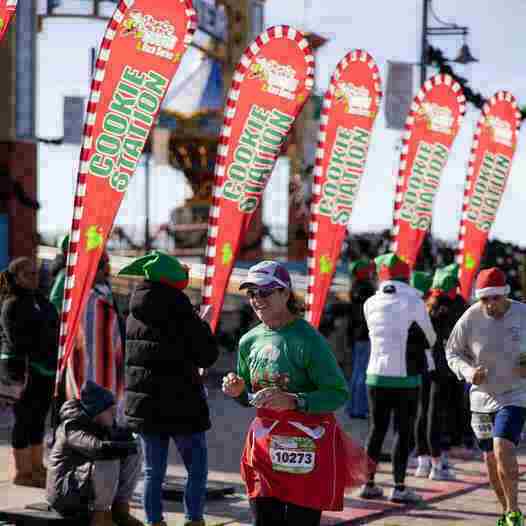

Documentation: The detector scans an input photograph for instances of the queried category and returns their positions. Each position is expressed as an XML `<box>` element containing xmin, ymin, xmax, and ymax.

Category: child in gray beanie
<box><xmin>46</xmin><ymin>381</ymin><xmax>143</xmax><ymax>526</ymax></box>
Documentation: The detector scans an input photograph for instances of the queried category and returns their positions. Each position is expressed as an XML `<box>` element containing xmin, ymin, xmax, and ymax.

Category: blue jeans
<box><xmin>345</xmin><ymin>340</ymin><xmax>370</xmax><ymax>418</ymax></box>
<box><xmin>139</xmin><ymin>432</ymin><xmax>208</xmax><ymax>523</ymax></box>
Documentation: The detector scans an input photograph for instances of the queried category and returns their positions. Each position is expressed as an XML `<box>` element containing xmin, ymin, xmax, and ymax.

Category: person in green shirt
<box><xmin>223</xmin><ymin>260</ymin><xmax>366</xmax><ymax>526</ymax></box>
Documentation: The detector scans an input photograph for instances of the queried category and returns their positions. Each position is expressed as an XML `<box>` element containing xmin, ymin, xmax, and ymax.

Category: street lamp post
<box><xmin>420</xmin><ymin>0</ymin><xmax>477</xmax><ymax>86</ymax></box>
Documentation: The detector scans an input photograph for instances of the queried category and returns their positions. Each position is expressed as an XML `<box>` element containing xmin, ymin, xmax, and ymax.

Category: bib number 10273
<box><xmin>269</xmin><ymin>435</ymin><xmax>316</xmax><ymax>474</ymax></box>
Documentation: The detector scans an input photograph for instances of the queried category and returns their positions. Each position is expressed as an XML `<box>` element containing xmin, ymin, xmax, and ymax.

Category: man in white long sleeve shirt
<box><xmin>446</xmin><ymin>267</ymin><xmax>526</xmax><ymax>526</ymax></box>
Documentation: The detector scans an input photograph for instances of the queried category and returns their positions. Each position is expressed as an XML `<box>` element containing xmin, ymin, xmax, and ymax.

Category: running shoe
<box><xmin>441</xmin><ymin>451</ymin><xmax>451</xmax><ymax>469</ymax></box>
<box><xmin>389</xmin><ymin>487</ymin><xmax>423</xmax><ymax>504</ymax></box>
<box><xmin>506</xmin><ymin>511</ymin><xmax>524</xmax><ymax>526</ymax></box>
<box><xmin>414</xmin><ymin>458</ymin><xmax>431</xmax><ymax>478</ymax></box>
<box><xmin>407</xmin><ymin>452</ymin><xmax>418</xmax><ymax>469</ymax></box>
<box><xmin>429</xmin><ymin>465</ymin><xmax>456</xmax><ymax>481</ymax></box>
<box><xmin>497</xmin><ymin>515</ymin><xmax>506</xmax><ymax>526</ymax></box>
<box><xmin>359</xmin><ymin>484</ymin><xmax>384</xmax><ymax>499</ymax></box>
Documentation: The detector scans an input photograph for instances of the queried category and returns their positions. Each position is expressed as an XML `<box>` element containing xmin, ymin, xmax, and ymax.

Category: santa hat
<box><xmin>475</xmin><ymin>267</ymin><xmax>510</xmax><ymax>299</ymax></box>
<box><xmin>374</xmin><ymin>253</ymin><xmax>410</xmax><ymax>282</ymax></box>
<box><xmin>348</xmin><ymin>259</ymin><xmax>375</xmax><ymax>282</ymax></box>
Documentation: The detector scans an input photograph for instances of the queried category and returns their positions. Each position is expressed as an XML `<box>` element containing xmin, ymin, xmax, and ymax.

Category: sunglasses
<box><xmin>246</xmin><ymin>288</ymin><xmax>282</xmax><ymax>300</ymax></box>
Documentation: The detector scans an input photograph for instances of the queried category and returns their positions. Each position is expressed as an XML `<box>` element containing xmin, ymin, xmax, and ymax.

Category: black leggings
<box><xmin>414</xmin><ymin>374</ymin><xmax>444</xmax><ymax>458</ymax></box>
<box><xmin>249</xmin><ymin>497</ymin><xmax>322</xmax><ymax>526</ymax></box>
<box><xmin>366</xmin><ymin>386</ymin><xmax>419</xmax><ymax>485</ymax></box>
<box><xmin>12</xmin><ymin>372</ymin><xmax>54</xmax><ymax>449</ymax></box>
<box><xmin>443</xmin><ymin>376</ymin><xmax>475</xmax><ymax>449</ymax></box>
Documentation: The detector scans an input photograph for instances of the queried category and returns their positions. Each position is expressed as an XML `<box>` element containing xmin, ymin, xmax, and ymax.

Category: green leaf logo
<box><xmin>465</xmin><ymin>253</ymin><xmax>476</xmax><ymax>270</ymax></box>
<box><xmin>320</xmin><ymin>255</ymin><xmax>333</xmax><ymax>274</ymax></box>
<box><xmin>222</xmin><ymin>242</ymin><xmax>233</xmax><ymax>265</ymax></box>
<box><xmin>86</xmin><ymin>225</ymin><xmax>104</xmax><ymax>252</ymax></box>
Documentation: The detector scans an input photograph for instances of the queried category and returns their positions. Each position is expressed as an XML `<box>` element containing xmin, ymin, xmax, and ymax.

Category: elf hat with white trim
<box><xmin>475</xmin><ymin>267</ymin><xmax>510</xmax><ymax>299</ymax></box>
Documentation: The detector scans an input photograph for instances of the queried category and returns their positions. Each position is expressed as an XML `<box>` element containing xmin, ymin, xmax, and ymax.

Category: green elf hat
<box><xmin>430</xmin><ymin>263</ymin><xmax>459</xmax><ymax>298</ymax></box>
<box><xmin>410</xmin><ymin>271</ymin><xmax>433</xmax><ymax>297</ymax></box>
<box><xmin>374</xmin><ymin>253</ymin><xmax>411</xmax><ymax>282</ymax></box>
<box><xmin>118</xmin><ymin>250</ymin><xmax>190</xmax><ymax>290</ymax></box>
<box><xmin>348</xmin><ymin>259</ymin><xmax>374</xmax><ymax>281</ymax></box>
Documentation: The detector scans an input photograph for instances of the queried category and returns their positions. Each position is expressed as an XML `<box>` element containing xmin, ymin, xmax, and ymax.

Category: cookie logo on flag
<box><xmin>122</xmin><ymin>11</ymin><xmax>180</xmax><ymax>62</ymax></box>
<box><xmin>249</xmin><ymin>57</ymin><xmax>299</xmax><ymax>101</ymax></box>
<box><xmin>86</xmin><ymin>225</ymin><xmax>104</xmax><ymax>252</ymax></box>
<box><xmin>335</xmin><ymin>82</ymin><xmax>373</xmax><ymax>117</ymax></box>
<box><xmin>417</xmin><ymin>102</ymin><xmax>455</xmax><ymax>135</ymax></box>
<box><xmin>486</xmin><ymin>116</ymin><xmax>513</xmax><ymax>147</ymax></box>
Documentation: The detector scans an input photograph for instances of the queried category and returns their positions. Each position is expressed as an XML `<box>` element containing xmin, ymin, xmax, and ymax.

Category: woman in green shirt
<box><xmin>223</xmin><ymin>260</ymin><xmax>368</xmax><ymax>526</ymax></box>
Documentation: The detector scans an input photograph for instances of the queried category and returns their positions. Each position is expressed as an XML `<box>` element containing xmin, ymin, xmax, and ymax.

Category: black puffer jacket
<box><xmin>0</xmin><ymin>287</ymin><xmax>59</xmax><ymax>379</ymax></box>
<box><xmin>46</xmin><ymin>399</ymin><xmax>138</xmax><ymax>514</ymax></box>
<box><xmin>348</xmin><ymin>280</ymin><xmax>375</xmax><ymax>345</ymax></box>
<box><xmin>124</xmin><ymin>281</ymin><xmax>219</xmax><ymax>434</ymax></box>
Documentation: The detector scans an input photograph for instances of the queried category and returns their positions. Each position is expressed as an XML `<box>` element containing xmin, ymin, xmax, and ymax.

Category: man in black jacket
<box><xmin>46</xmin><ymin>381</ymin><xmax>143</xmax><ymax>526</ymax></box>
<box><xmin>119</xmin><ymin>251</ymin><xmax>219</xmax><ymax>526</ymax></box>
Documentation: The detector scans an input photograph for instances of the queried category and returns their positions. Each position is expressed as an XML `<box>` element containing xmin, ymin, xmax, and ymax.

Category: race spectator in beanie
<box><xmin>345</xmin><ymin>259</ymin><xmax>375</xmax><ymax>419</ymax></box>
<box><xmin>46</xmin><ymin>381</ymin><xmax>143</xmax><ymax>526</ymax></box>
<box><xmin>119</xmin><ymin>251</ymin><xmax>218</xmax><ymax>526</ymax></box>
<box><xmin>0</xmin><ymin>257</ymin><xmax>59</xmax><ymax>488</ymax></box>
<box><xmin>360</xmin><ymin>253</ymin><xmax>436</xmax><ymax>503</ymax></box>
<box><xmin>223</xmin><ymin>260</ymin><xmax>368</xmax><ymax>526</ymax></box>
<box><xmin>413</xmin><ymin>264</ymin><xmax>460</xmax><ymax>481</ymax></box>
<box><xmin>447</xmin><ymin>267</ymin><xmax>526</xmax><ymax>526</ymax></box>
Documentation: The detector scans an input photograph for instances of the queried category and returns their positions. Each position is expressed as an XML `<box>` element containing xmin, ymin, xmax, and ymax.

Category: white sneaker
<box><xmin>429</xmin><ymin>465</ymin><xmax>455</xmax><ymax>481</ymax></box>
<box><xmin>407</xmin><ymin>454</ymin><xmax>418</xmax><ymax>469</ymax></box>
<box><xmin>390</xmin><ymin>487</ymin><xmax>423</xmax><ymax>503</ymax></box>
<box><xmin>414</xmin><ymin>459</ymin><xmax>431</xmax><ymax>478</ymax></box>
<box><xmin>359</xmin><ymin>484</ymin><xmax>384</xmax><ymax>499</ymax></box>
<box><xmin>441</xmin><ymin>452</ymin><xmax>451</xmax><ymax>469</ymax></box>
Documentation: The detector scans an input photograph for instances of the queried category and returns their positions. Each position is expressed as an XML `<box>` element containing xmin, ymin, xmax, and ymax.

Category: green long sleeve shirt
<box><xmin>237</xmin><ymin>318</ymin><xmax>348</xmax><ymax>414</ymax></box>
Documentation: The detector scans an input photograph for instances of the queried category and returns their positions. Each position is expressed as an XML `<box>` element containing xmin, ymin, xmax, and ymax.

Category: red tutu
<box><xmin>241</xmin><ymin>408</ymin><xmax>371</xmax><ymax>511</ymax></box>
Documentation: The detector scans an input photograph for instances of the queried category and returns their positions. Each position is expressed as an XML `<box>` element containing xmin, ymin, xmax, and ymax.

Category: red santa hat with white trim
<box><xmin>475</xmin><ymin>267</ymin><xmax>510</xmax><ymax>300</ymax></box>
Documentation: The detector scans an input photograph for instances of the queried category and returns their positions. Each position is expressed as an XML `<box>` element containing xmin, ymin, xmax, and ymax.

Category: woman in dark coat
<box><xmin>119</xmin><ymin>251</ymin><xmax>219</xmax><ymax>526</ymax></box>
<box><xmin>0</xmin><ymin>257</ymin><xmax>59</xmax><ymax>487</ymax></box>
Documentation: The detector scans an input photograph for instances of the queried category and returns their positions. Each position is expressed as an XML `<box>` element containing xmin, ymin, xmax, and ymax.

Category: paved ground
<box><xmin>1</xmin><ymin>379</ymin><xmax>526</xmax><ymax>525</ymax></box>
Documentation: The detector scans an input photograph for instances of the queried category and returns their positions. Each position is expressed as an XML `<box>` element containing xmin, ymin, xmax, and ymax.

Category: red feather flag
<box><xmin>456</xmin><ymin>92</ymin><xmax>521</xmax><ymax>300</ymax></box>
<box><xmin>57</xmin><ymin>0</ymin><xmax>197</xmax><ymax>396</ymax></box>
<box><xmin>305</xmin><ymin>50</ymin><xmax>382</xmax><ymax>328</ymax></box>
<box><xmin>391</xmin><ymin>74</ymin><xmax>465</xmax><ymax>268</ymax></box>
<box><xmin>201</xmin><ymin>26</ymin><xmax>314</xmax><ymax>331</ymax></box>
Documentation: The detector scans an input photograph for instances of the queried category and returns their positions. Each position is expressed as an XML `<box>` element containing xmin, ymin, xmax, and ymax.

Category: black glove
<box><xmin>100</xmin><ymin>440</ymin><xmax>138</xmax><ymax>460</ymax></box>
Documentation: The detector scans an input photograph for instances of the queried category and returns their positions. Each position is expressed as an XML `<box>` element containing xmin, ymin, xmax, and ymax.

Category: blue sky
<box><xmin>36</xmin><ymin>0</ymin><xmax>526</xmax><ymax>246</ymax></box>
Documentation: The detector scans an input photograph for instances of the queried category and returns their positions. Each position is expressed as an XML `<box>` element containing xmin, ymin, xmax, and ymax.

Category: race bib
<box><xmin>269</xmin><ymin>435</ymin><xmax>316</xmax><ymax>474</ymax></box>
<box><xmin>471</xmin><ymin>412</ymin><xmax>494</xmax><ymax>440</ymax></box>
